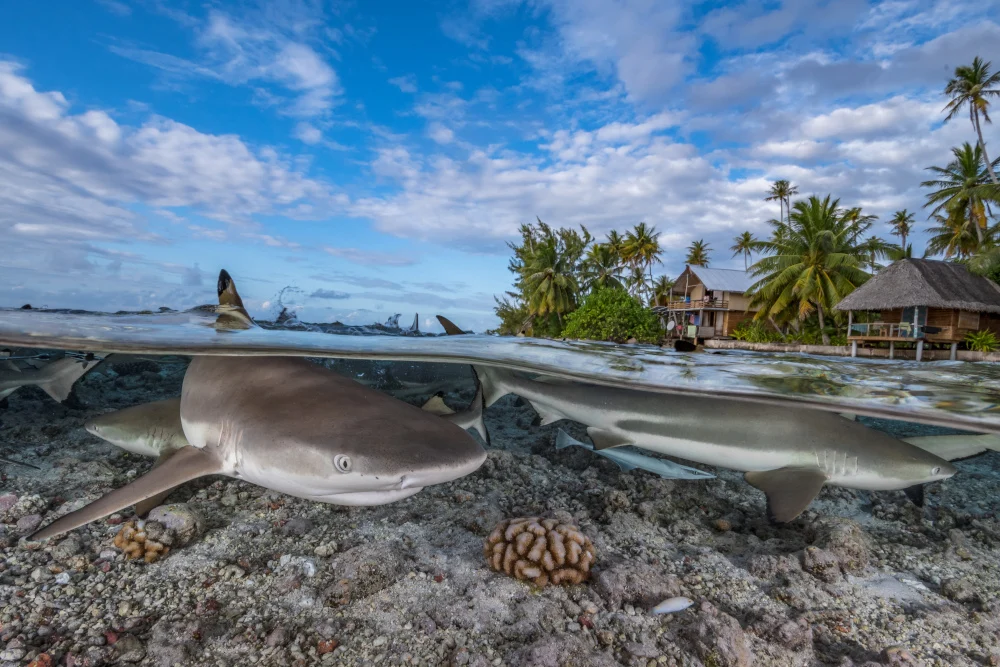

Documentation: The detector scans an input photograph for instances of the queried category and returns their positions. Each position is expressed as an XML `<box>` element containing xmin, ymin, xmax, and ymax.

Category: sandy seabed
<box><xmin>1</xmin><ymin>355</ymin><xmax>999</xmax><ymax>667</ymax></box>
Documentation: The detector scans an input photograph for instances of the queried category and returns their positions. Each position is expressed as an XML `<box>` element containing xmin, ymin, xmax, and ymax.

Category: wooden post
<box><xmin>950</xmin><ymin>342</ymin><xmax>958</xmax><ymax>361</ymax></box>
<box><xmin>916</xmin><ymin>339</ymin><xmax>924</xmax><ymax>362</ymax></box>
<box><xmin>851</xmin><ymin>340</ymin><xmax>857</xmax><ymax>357</ymax></box>
<box><xmin>889</xmin><ymin>341</ymin><xmax>894</xmax><ymax>359</ymax></box>
<box><xmin>847</xmin><ymin>310</ymin><xmax>852</xmax><ymax>333</ymax></box>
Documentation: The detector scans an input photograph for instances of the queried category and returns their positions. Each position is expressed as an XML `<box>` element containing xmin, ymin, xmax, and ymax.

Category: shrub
<box><xmin>731</xmin><ymin>320</ymin><xmax>783</xmax><ymax>343</ymax></box>
<box><xmin>965</xmin><ymin>329</ymin><xmax>998</xmax><ymax>353</ymax></box>
<box><xmin>561</xmin><ymin>288</ymin><xmax>662</xmax><ymax>343</ymax></box>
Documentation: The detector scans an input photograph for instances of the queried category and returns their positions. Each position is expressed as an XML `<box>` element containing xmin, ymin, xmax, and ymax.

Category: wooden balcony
<box><xmin>662</xmin><ymin>299</ymin><xmax>730</xmax><ymax>310</ymax></box>
<box><xmin>848</xmin><ymin>322</ymin><xmax>924</xmax><ymax>341</ymax></box>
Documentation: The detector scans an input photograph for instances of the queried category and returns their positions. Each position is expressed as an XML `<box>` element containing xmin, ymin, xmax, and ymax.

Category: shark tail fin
<box><xmin>29</xmin><ymin>446</ymin><xmax>221</xmax><ymax>542</ymax></box>
<box><xmin>903</xmin><ymin>434</ymin><xmax>1000</xmax><ymax>461</ymax></box>
<box><xmin>474</xmin><ymin>365</ymin><xmax>510</xmax><ymax>408</ymax></box>
<box><xmin>555</xmin><ymin>429</ymin><xmax>589</xmax><ymax>451</ymax></box>
<box><xmin>37</xmin><ymin>357</ymin><xmax>102</xmax><ymax>403</ymax></box>
<box><xmin>436</xmin><ymin>315</ymin><xmax>467</xmax><ymax>335</ymax></box>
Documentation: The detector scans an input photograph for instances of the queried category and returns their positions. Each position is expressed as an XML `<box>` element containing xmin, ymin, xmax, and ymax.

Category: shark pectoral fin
<box><xmin>38</xmin><ymin>358</ymin><xmax>96</xmax><ymax>403</ymax></box>
<box><xmin>743</xmin><ymin>467</ymin><xmax>828</xmax><ymax>523</ymax></box>
<box><xmin>903</xmin><ymin>434</ymin><xmax>1000</xmax><ymax>461</ymax></box>
<box><xmin>555</xmin><ymin>429</ymin><xmax>592</xmax><ymax>451</ymax></box>
<box><xmin>531</xmin><ymin>402</ymin><xmax>564</xmax><ymax>426</ymax></box>
<box><xmin>441</xmin><ymin>379</ymin><xmax>491</xmax><ymax>446</ymax></box>
<box><xmin>903</xmin><ymin>484</ymin><xmax>924</xmax><ymax>507</ymax></box>
<box><xmin>598</xmin><ymin>453</ymin><xmax>638</xmax><ymax>472</ymax></box>
<box><xmin>586</xmin><ymin>427</ymin><xmax>631</xmax><ymax>451</ymax></box>
<box><xmin>420</xmin><ymin>393</ymin><xmax>456</xmax><ymax>416</ymax></box>
<box><xmin>133</xmin><ymin>451</ymin><xmax>183</xmax><ymax>518</ymax></box>
<box><xmin>29</xmin><ymin>446</ymin><xmax>222</xmax><ymax>542</ymax></box>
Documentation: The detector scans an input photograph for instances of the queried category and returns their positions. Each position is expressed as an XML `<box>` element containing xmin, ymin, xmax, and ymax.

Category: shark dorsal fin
<box><xmin>436</xmin><ymin>315</ymin><xmax>467</xmax><ymax>336</ymax></box>
<box><xmin>218</xmin><ymin>269</ymin><xmax>248</xmax><ymax>312</ymax></box>
<box><xmin>744</xmin><ymin>467</ymin><xmax>828</xmax><ymax>523</ymax></box>
<box><xmin>420</xmin><ymin>393</ymin><xmax>456</xmax><ymax>416</ymax></box>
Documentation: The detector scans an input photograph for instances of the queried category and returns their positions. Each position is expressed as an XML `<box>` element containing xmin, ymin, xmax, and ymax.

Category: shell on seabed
<box><xmin>651</xmin><ymin>596</ymin><xmax>694</xmax><ymax>615</ymax></box>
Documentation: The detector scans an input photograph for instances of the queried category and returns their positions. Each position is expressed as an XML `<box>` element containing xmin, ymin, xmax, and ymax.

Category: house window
<box><xmin>901</xmin><ymin>306</ymin><xmax>927</xmax><ymax>326</ymax></box>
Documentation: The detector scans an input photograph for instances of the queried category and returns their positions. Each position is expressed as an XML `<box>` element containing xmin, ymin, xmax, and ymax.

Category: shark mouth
<box><xmin>321</xmin><ymin>487</ymin><xmax>424</xmax><ymax>506</ymax></box>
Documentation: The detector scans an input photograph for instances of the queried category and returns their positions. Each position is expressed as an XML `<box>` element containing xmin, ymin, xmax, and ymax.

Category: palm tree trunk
<box><xmin>901</xmin><ymin>232</ymin><xmax>907</xmax><ymax>253</ymax></box>
<box><xmin>974</xmin><ymin>109</ymin><xmax>1000</xmax><ymax>185</ymax></box>
<box><xmin>816</xmin><ymin>304</ymin><xmax>829</xmax><ymax>346</ymax></box>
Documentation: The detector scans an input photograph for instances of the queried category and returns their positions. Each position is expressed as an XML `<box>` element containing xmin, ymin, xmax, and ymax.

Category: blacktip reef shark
<box><xmin>555</xmin><ymin>429</ymin><xmax>714</xmax><ymax>480</ymax></box>
<box><xmin>436</xmin><ymin>316</ymin><xmax>959</xmax><ymax>523</ymax></box>
<box><xmin>28</xmin><ymin>273</ymin><xmax>487</xmax><ymax>542</ymax></box>
<box><xmin>82</xmin><ymin>376</ymin><xmax>489</xmax><ymax>516</ymax></box>
<box><xmin>0</xmin><ymin>352</ymin><xmax>104</xmax><ymax>403</ymax></box>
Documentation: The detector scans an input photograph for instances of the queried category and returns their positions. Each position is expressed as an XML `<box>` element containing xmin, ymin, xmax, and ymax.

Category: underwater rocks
<box><xmin>593</xmin><ymin>559</ymin><xmax>681</xmax><ymax>610</ymax></box>
<box><xmin>682</xmin><ymin>602</ymin><xmax>755</xmax><ymax>667</ymax></box>
<box><xmin>145</xmin><ymin>504</ymin><xmax>203</xmax><ymax>546</ymax></box>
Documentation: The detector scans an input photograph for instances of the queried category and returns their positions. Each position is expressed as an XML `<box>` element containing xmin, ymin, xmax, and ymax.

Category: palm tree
<box><xmin>622</xmin><ymin>222</ymin><xmax>662</xmax><ymax>299</ymax></box>
<box><xmin>650</xmin><ymin>275</ymin><xmax>675</xmax><ymax>307</ymax></box>
<box><xmin>730</xmin><ymin>231</ymin><xmax>758</xmax><ymax>270</ymax></box>
<box><xmin>921</xmin><ymin>142</ymin><xmax>1000</xmax><ymax>244</ymax></box>
<box><xmin>839</xmin><ymin>207</ymin><xmax>878</xmax><ymax>245</ymax></box>
<box><xmin>944</xmin><ymin>56</ymin><xmax>1000</xmax><ymax>185</ymax></box>
<box><xmin>605</xmin><ymin>230</ymin><xmax>625</xmax><ymax>262</ymax></box>
<box><xmin>925</xmin><ymin>212</ymin><xmax>987</xmax><ymax>259</ymax></box>
<box><xmin>765</xmin><ymin>180</ymin><xmax>798</xmax><ymax>225</ymax></box>
<box><xmin>859</xmin><ymin>235</ymin><xmax>893</xmax><ymax>273</ymax></box>
<box><xmin>686</xmin><ymin>239</ymin><xmax>711</xmax><ymax>267</ymax></box>
<box><xmin>524</xmin><ymin>239</ymin><xmax>580</xmax><ymax>329</ymax></box>
<box><xmin>747</xmin><ymin>195</ymin><xmax>870</xmax><ymax>345</ymax></box>
<box><xmin>890</xmin><ymin>209</ymin><xmax>914</xmax><ymax>251</ymax></box>
<box><xmin>582</xmin><ymin>243</ymin><xmax>624</xmax><ymax>292</ymax></box>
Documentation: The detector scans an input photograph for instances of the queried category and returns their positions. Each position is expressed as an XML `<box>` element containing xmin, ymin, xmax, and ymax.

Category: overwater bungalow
<box><xmin>652</xmin><ymin>266</ymin><xmax>757</xmax><ymax>340</ymax></box>
<box><xmin>835</xmin><ymin>258</ymin><xmax>1000</xmax><ymax>360</ymax></box>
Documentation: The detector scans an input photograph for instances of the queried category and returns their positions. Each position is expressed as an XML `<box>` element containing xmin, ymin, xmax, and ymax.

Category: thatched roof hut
<box><xmin>836</xmin><ymin>259</ymin><xmax>1000</xmax><ymax>358</ymax></box>
<box><xmin>836</xmin><ymin>258</ymin><xmax>1000</xmax><ymax>314</ymax></box>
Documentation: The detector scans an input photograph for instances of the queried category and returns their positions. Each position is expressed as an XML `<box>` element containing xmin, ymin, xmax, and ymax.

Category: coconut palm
<box><xmin>650</xmin><ymin>275</ymin><xmax>675</xmax><ymax>307</ymax></box>
<box><xmin>605</xmin><ymin>230</ymin><xmax>625</xmax><ymax>260</ymax></box>
<box><xmin>685</xmin><ymin>239</ymin><xmax>711</xmax><ymax>267</ymax></box>
<box><xmin>839</xmin><ymin>207</ymin><xmax>878</xmax><ymax>245</ymax></box>
<box><xmin>523</xmin><ymin>239</ymin><xmax>580</xmax><ymax>329</ymax></box>
<box><xmin>925</xmin><ymin>211</ymin><xmax>988</xmax><ymax>259</ymax></box>
<box><xmin>730</xmin><ymin>231</ymin><xmax>758</xmax><ymax>270</ymax></box>
<box><xmin>921</xmin><ymin>142</ymin><xmax>1000</xmax><ymax>244</ymax></box>
<box><xmin>859</xmin><ymin>235</ymin><xmax>893</xmax><ymax>274</ymax></box>
<box><xmin>944</xmin><ymin>56</ymin><xmax>1000</xmax><ymax>185</ymax></box>
<box><xmin>890</xmin><ymin>209</ymin><xmax>915</xmax><ymax>251</ymax></box>
<box><xmin>582</xmin><ymin>243</ymin><xmax>624</xmax><ymax>292</ymax></box>
<box><xmin>765</xmin><ymin>180</ymin><xmax>798</xmax><ymax>225</ymax></box>
<box><xmin>747</xmin><ymin>195</ymin><xmax>870</xmax><ymax>345</ymax></box>
<box><xmin>622</xmin><ymin>222</ymin><xmax>662</xmax><ymax>299</ymax></box>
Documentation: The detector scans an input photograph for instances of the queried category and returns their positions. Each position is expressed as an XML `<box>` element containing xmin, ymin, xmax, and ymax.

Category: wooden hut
<box><xmin>835</xmin><ymin>258</ymin><xmax>1000</xmax><ymax>360</ymax></box>
<box><xmin>651</xmin><ymin>266</ymin><xmax>757</xmax><ymax>340</ymax></box>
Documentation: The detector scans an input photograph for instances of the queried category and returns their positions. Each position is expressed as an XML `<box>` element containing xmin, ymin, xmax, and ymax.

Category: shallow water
<box><xmin>2</xmin><ymin>306</ymin><xmax>1000</xmax><ymax>432</ymax></box>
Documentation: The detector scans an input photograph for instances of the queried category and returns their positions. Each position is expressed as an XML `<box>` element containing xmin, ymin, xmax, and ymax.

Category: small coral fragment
<box><xmin>112</xmin><ymin>520</ymin><xmax>174</xmax><ymax>564</ymax></box>
<box><xmin>484</xmin><ymin>517</ymin><xmax>596</xmax><ymax>587</ymax></box>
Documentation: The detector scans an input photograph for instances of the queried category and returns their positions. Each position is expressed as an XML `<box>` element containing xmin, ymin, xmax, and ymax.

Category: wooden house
<box><xmin>835</xmin><ymin>258</ymin><xmax>1000</xmax><ymax>360</ymax></box>
<box><xmin>651</xmin><ymin>266</ymin><xmax>757</xmax><ymax>340</ymax></box>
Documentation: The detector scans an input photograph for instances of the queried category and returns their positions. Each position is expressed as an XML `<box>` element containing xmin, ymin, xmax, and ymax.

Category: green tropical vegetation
<box><xmin>965</xmin><ymin>329</ymin><xmax>999</xmax><ymax>353</ymax></box>
<box><xmin>492</xmin><ymin>56</ymin><xmax>1000</xmax><ymax>351</ymax></box>
<box><xmin>561</xmin><ymin>287</ymin><xmax>663</xmax><ymax>343</ymax></box>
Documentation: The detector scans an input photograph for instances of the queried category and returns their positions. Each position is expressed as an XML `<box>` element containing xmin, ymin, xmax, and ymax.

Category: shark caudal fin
<box><xmin>29</xmin><ymin>446</ymin><xmax>222</xmax><ymax>542</ymax></box>
<box><xmin>36</xmin><ymin>357</ymin><xmax>103</xmax><ymax>403</ymax></box>
<box><xmin>903</xmin><ymin>434</ymin><xmax>1000</xmax><ymax>461</ymax></box>
<box><xmin>435</xmin><ymin>314</ymin><xmax>510</xmax><ymax>407</ymax></box>
<box><xmin>422</xmin><ymin>374</ymin><xmax>491</xmax><ymax>446</ymax></box>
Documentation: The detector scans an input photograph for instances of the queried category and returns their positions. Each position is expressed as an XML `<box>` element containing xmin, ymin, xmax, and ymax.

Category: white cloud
<box><xmin>294</xmin><ymin>121</ymin><xmax>323</xmax><ymax>144</ymax></box>
<box><xmin>428</xmin><ymin>123</ymin><xmax>455</xmax><ymax>144</ymax></box>
<box><xmin>389</xmin><ymin>75</ymin><xmax>418</xmax><ymax>93</ymax></box>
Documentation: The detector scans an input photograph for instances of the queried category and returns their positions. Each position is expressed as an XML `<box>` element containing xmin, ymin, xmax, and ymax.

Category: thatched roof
<box><xmin>835</xmin><ymin>259</ymin><xmax>1000</xmax><ymax>314</ymax></box>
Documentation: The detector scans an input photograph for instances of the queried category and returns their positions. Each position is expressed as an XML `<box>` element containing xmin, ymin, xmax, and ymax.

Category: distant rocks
<box><xmin>593</xmin><ymin>559</ymin><xmax>681</xmax><ymax>610</ymax></box>
<box><xmin>682</xmin><ymin>601</ymin><xmax>755</xmax><ymax>667</ymax></box>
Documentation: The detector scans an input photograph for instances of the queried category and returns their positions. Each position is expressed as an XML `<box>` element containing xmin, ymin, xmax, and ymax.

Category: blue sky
<box><xmin>1</xmin><ymin>0</ymin><xmax>998</xmax><ymax>331</ymax></box>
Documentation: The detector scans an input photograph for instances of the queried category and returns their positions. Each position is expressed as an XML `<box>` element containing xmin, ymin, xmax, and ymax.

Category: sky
<box><xmin>1</xmin><ymin>0</ymin><xmax>998</xmax><ymax>332</ymax></box>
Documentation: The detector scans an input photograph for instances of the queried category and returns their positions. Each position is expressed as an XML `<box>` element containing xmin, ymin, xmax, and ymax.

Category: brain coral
<box><xmin>484</xmin><ymin>517</ymin><xmax>596</xmax><ymax>587</ymax></box>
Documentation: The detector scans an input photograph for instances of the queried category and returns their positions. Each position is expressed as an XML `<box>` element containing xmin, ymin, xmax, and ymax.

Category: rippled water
<box><xmin>2</xmin><ymin>306</ymin><xmax>1000</xmax><ymax>433</ymax></box>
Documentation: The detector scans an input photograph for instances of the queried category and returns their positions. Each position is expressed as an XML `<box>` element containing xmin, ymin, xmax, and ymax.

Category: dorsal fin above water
<box><xmin>436</xmin><ymin>315</ymin><xmax>467</xmax><ymax>336</ymax></box>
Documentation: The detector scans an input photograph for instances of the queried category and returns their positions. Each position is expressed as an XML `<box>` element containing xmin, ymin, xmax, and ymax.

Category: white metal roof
<box><xmin>687</xmin><ymin>267</ymin><xmax>754</xmax><ymax>293</ymax></box>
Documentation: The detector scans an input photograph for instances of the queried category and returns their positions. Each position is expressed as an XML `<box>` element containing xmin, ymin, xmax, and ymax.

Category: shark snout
<box><xmin>397</xmin><ymin>448</ymin><xmax>487</xmax><ymax>490</ymax></box>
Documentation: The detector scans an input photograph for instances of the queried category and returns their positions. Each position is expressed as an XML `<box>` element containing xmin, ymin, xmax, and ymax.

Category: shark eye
<box><xmin>334</xmin><ymin>455</ymin><xmax>352</xmax><ymax>473</ymax></box>
<box><xmin>931</xmin><ymin>466</ymin><xmax>941</xmax><ymax>475</ymax></box>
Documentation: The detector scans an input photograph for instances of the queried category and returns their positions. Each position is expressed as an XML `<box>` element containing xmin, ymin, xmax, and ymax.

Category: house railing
<box><xmin>848</xmin><ymin>322</ymin><xmax>925</xmax><ymax>339</ymax></box>
<box><xmin>664</xmin><ymin>299</ymin><xmax>730</xmax><ymax>310</ymax></box>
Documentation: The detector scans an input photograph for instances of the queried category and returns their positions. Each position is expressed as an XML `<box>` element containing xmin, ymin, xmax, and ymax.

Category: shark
<box><xmin>555</xmin><ymin>429</ymin><xmax>714</xmax><ymax>479</ymax></box>
<box><xmin>28</xmin><ymin>273</ymin><xmax>487</xmax><ymax>543</ymax></box>
<box><xmin>0</xmin><ymin>353</ymin><xmax>104</xmax><ymax>404</ymax></box>
<box><xmin>435</xmin><ymin>316</ymin><xmax>958</xmax><ymax>522</ymax></box>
